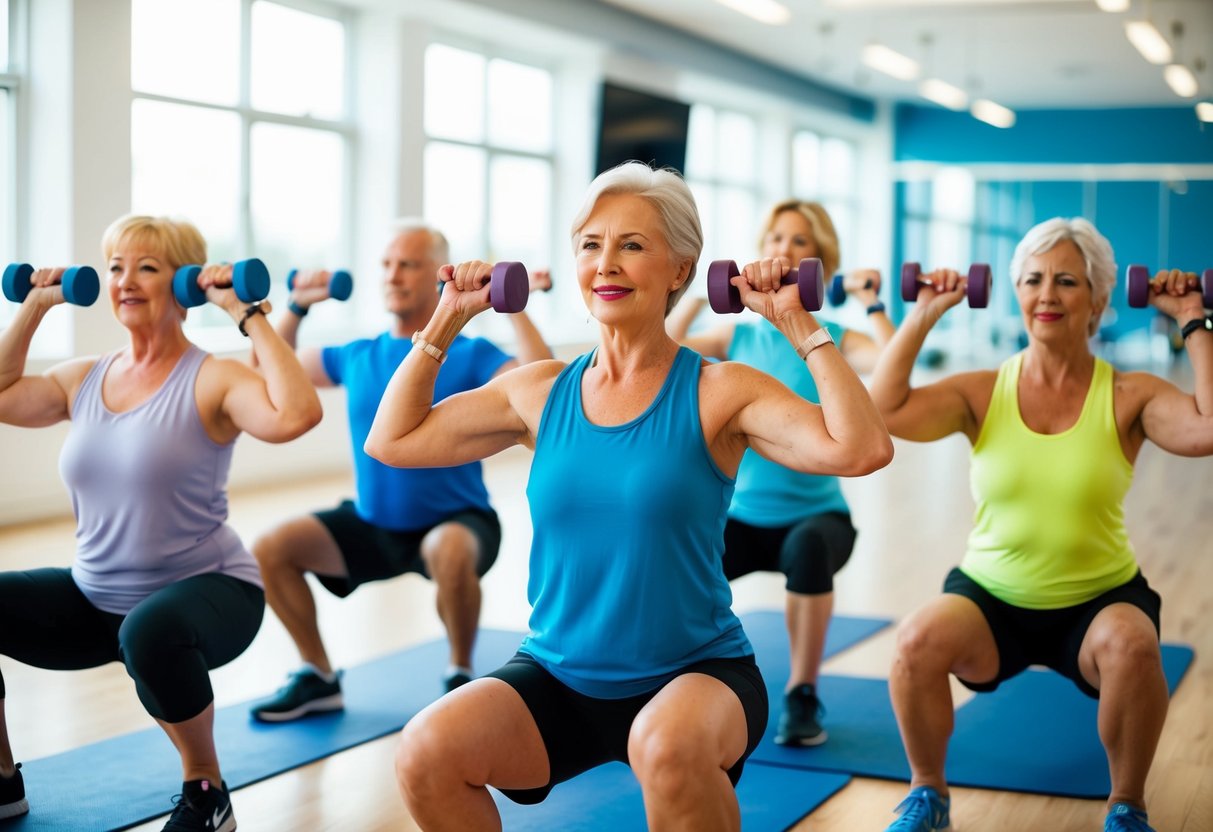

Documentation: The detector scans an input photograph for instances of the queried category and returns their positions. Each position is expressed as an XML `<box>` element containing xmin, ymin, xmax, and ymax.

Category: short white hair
<box><xmin>569</xmin><ymin>162</ymin><xmax>703</xmax><ymax>316</ymax></box>
<box><xmin>1010</xmin><ymin>217</ymin><xmax>1117</xmax><ymax>336</ymax></box>
<box><xmin>389</xmin><ymin>218</ymin><xmax>450</xmax><ymax>264</ymax></box>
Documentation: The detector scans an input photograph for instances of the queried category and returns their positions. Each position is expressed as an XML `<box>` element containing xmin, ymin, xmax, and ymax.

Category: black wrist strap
<box><xmin>238</xmin><ymin>301</ymin><xmax>269</xmax><ymax>336</ymax></box>
<box><xmin>866</xmin><ymin>301</ymin><xmax>887</xmax><ymax>315</ymax></box>
<box><xmin>1180</xmin><ymin>316</ymin><xmax>1212</xmax><ymax>341</ymax></box>
<box><xmin>288</xmin><ymin>299</ymin><xmax>309</xmax><ymax>318</ymax></box>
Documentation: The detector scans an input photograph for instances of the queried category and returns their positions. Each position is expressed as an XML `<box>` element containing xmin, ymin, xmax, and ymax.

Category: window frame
<box><xmin>1</xmin><ymin>0</ymin><xmax>24</xmax><ymax>331</ymax></box>
<box><xmin>129</xmin><ymin>0</ymin><xmax>357</xmax><ymax>351</ymax></box>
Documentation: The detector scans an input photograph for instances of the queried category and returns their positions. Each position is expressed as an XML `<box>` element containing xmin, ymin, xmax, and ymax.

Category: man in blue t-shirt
<box><xmin>249</xmin><ymin>220</ymin><xmax>551</xmax><ymax>722</ymax></box>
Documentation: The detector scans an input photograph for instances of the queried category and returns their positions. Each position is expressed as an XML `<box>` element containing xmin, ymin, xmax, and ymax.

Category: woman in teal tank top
<box><xmin>666</xmin><ymin>199</ymin><xmax>896</xmax><ymax>749</ymax></box>
<box><xmin>366</xmin><ymin>163</ymin><xmax>893</xmax><ymax>830</ymax></box>
<box><xmin>868</xmin><ymin>217</ymin><xmax>1213</xmax><ymax>832</ymax></box>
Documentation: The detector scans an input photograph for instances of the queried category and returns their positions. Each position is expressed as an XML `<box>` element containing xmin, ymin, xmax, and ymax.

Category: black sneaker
<box><xmin>0</xmin><ymin>763</ymin><xmax>29</xmax><ymax>820</ymax></box>
<box><xmin>249</xmin><ymin>668</ymin><xmax>343</xmax><ymax>722</ymax></box>
<box><xmin>775</xmin><ymin>683</ymin><xmax>828</xmax><ymax>746</ymax></box>
<box><xmin>443</xmin><ymin>670</ymin><xmax>473</xmax><ymax>694</ymax></box>
<box><xmin>162</xmin><ymin>779</ymin><xmax>236</xmax><ymax>832</ymax></box>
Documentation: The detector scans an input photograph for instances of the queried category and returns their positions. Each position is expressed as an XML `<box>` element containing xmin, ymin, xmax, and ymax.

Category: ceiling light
<box><xmin>714</xmin><ymin>0</ymin><xmax>791</xmax><ymax>25</ymax></box>
<box><xmin>1124</xmin><ymin>20</ymin><xmax>1173</xmax><ymax>65</ymax></box>
<box><xmin>971</xmin><ymin>99</ymin><xmax>1016</xmax><ymax>128</ymax></box>
<box><xmin>1164</xmin><ymin>64</ymin><xmax>1199</xmax><ymax>98</ymax></box>
<box><xmin>1197</xmin><ymin>102</ymin><xmax>1213</xmax><ymax>123</ymax></box>
<box><xmin>861</xmin><ymin>43</ymin><xmax>920</xmax><ymax>81</ymax></box>
<box><xmin>1095</xmin><ymin>0</ymin><xmax>1129</xmax><ymax>11</ymax></box>
<box><xmin>919</xmin><ymin>78</ymin><xmax>968</xmax><ymax>110</ymax></box>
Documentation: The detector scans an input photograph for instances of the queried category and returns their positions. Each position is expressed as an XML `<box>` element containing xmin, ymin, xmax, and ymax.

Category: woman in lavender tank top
<box><xmin>362</xmin><ymin>163</ymin><xmax>893</xmax><ymax>831</ymax></box>
<box><xmin>0</xmin><ymin>216</ymin><xmax>321</xmax><ymax>831</ymax></box>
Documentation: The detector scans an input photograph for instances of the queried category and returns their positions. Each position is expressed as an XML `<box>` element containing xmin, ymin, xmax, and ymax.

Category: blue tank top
<box><xmin>60</xmin><ymin>346</ymin><xmax>261</xmax><ymax>614</ymax></box>
<box><xmin>727</xmin><ymin>317</ymin><xmax>849</xmax><ymax>526</ymax></box>
<box><xmin>522</xmin><ymin>346</ymin><xmax>753</xmax><ymax>698</ymax></box>
<box><xmin>322</xmin><ymin>332</ymin><xmax>511</xmax><ymax>530</ymax></box>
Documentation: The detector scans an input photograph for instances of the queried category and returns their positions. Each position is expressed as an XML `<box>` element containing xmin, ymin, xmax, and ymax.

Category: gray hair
<box><xmin>390</xmin><ymin>217</ymin><xmax>450</xmax><ymax>264</ymax></box>
<box><xmin>1010</xmin><ymin>217</ymin><xmax>1117</xmax><ymax>336</ymax></box>
<box><xmin>569</xmin><ymin>162</ymin><xmax>703</xmax><ymax>316</ymax></box>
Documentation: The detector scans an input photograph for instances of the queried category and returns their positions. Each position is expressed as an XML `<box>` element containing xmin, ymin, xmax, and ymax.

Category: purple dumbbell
<box><xmin>706</xmin><ymin>258</ymin><xmax>825</xmax><ymax>314</ymax></box>
<box><xmin>901</xmin><ymin>262</ymin><xmax>991</xmax><ymax>308</ymax></box>
<box><xmin>442</xmin><ymin>261</ymin><xmax>529</xmax><ymax>313</ymax></box>
<box><xmin>1126</xmin><ymin>265</ymin><xmax>1213</xmax><ymax>309</ymax></box>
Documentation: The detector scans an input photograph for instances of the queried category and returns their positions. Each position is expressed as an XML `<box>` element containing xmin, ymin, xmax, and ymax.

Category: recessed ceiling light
<box><xmin>861</xmin><ymin>43</ymin><xmax>920</xmax><ymax>81</ymax></box>
<box><xmin>714</xmin><ymin>0</ymin><xmax>791</xmax><ymax>26</ymax></box>
<box><xmin>1197</xmin><ymin>102</ymin><xmax>1213</xmax><ymax>123</ymax></box>
<box><xmin>1124</xmin><ymin>20</ymin><xmax>1173</xmax><ymax>65</ymax></box>
<box><xmin>919</xmin><ymin>78</ymin><xmax>968</xmax><ymax>110</ymax></box>
<box><xmin>1095</xmin><ymin>0</ymin><xmax>1129</xmax><ymax>11</ymax></box>
<box><xmin>1164</xmin><ymin>64</ymin><xmax>1199</xmax><ymax>98</ymax></box>
<box><xmin>971</xmin><ymin>99</ymin><xmax>1016</xmax><ymax>128</ymax></box>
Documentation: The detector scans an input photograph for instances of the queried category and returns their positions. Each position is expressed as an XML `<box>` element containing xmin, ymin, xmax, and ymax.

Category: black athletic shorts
<box><xmin>313</xmin><ymin>500</ymin><xmax>500</xmax><ymax>597</ymax></box>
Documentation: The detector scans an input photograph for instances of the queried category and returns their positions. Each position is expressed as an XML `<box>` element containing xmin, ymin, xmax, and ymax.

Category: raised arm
<box><xmin>724</xmin><ymin>258</ymin><xmax>893</xmax><ymax>476</ymax></box>
<box><xmin>199</xmin><ymin>264</ymin><xmax>322</xmax><ymax>443</ymax></box>
<box><xmin>868</xmin><ymin>269</ymin><xmax>986</xmax><ymax>443</ymax></box>
<box><xmin>665</xmin><ymin>295</ymin><xmax>734</xmax><ymax>361</ymax></box>
<box><xmin>365</xmin><ymin>261</ymin><xmax>557</xmax><ymax>468</ymax></box>
<box><xmin>1135</xmin><ymin>270</ymin><xmax>1213</xmax><ymax>456</ymax></box>
<box><xmin>249</xmin><ymin>269</ymin><xmax>336</xmax><ymax>387</ymax></box>
<box><xmin>494</xmin><ymin>267</ymin><xmax>556</xmax><ymax>374</ymax></box>
<box><xmin>837</xmin><ymin>268</ymin><xmax>895</xmax><ymax>373</ymax></box>
<box><xmin>0</xmin><ymin>269</ymin><xmax>92</xmax><ymax>427</ymax></box>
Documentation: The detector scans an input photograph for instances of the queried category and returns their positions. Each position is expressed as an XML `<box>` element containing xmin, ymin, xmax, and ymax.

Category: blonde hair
<box><xmin>759</xmin><ymin>200</ymin><xmax>840</xmax><ymax>278</ymax></box>
<box><xmin>570</xmin><ymin>162</ymin><xmax>703</xmax><ymax>316</ymax></box>
<box><xmin>101</xmin><ymin>215</ymin><xmax>207</xmax><ymax>272</ymax></box>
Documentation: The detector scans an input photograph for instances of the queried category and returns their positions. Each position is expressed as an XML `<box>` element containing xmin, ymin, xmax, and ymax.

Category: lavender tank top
<box><xmin>60</xmin><ymin>345</ymin><xmax>262</xmax><ymax>614</ymax></box>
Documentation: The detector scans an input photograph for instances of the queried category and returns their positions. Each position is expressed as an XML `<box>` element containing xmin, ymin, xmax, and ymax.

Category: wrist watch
<box><xmin>1180</xmin><ymin>317</ymin><xmax>1212</xmax><ymax>341</ymax></box>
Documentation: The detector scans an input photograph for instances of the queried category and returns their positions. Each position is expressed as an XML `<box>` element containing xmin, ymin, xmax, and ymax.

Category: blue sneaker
<box><xmin>885</xmin><ymin>786</ymin><xmax>951</xmax><ymax>832</ymax></box>
<box><xmin>1105</xmin><ymin>802</ymin><xmax>1155</xmax><ymax>831</ymax></box>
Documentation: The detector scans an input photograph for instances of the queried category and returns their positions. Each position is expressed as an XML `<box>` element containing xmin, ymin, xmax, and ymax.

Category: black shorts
<box><xmin>485</xmin><ymin>652</ymin><xmax>768</xmax><ymax>805</ymax></box>
<box><xmin>313</xmin><ymin>500</ymin><xmax>501</xmax><ymax>597</ymax></box>
<box><xmin>943</xmin><ymin>567</ymin><xmax>1161</xmax><ymax>699</ymax></box>
<box><xmin>722</xmin><ymin>512</ymin><xmax>856</xmax><ymax>595</ymax></box>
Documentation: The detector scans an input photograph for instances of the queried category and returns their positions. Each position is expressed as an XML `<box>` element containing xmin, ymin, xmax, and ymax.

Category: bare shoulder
<box><xmin>942</xmin><ymin>369</ymin><xmax>998</xmax><ymax>432</ymax></box>
<box><xmin>1113</xmin><ymin>368</ymin><xmax>1169</xmax><ymax>417</ymax></box>
<box><xmin>45</xmin><ymin>356</ymin><xmax>100</xmax><ymax>412</ymax></box>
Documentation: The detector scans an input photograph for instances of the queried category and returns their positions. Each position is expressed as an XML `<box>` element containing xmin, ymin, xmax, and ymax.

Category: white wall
<box><xmin>0</xmin><ymin>0</ymin><xmax>892</xmax><ymax>525</ymax></box>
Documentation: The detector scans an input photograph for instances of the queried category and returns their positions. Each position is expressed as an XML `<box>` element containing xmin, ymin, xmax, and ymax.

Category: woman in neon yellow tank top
<box><xmin>869</xmin><ymin>218</ymin><xmax>1212</xmax><ymax>832</ymax></box>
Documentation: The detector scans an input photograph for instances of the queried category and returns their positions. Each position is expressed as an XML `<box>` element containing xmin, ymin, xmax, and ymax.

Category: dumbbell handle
<box><xmin>2</xmin><ymin>263</ymin><xmax>100</xmax><ymax>307</ymax></box>
<box><xmin>901</xmin><ymin>263</ymin><xmax>991</xmax><ymax>309</ymax></box>
<box><xmin>174</xmin><ymin>259</ymin><xmax>270</xmax><ymax>309</ymax></box>
<box><xmin>1126</xmin><ymin>265</ymin><xmax>1213</xmax><ymax>309</ymax></box>
<box><xmin>707</xmin><ymin>258</ymin><xmax>824</xmax><ymax>314</ymax></box>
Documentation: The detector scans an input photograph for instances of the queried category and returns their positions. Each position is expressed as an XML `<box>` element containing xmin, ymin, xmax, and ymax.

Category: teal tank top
<box><xmin>522</xmin><ymin>346</ymin><xmax>754</xmax><ymax>698</ymax></box>
<box><xmin>727</xmin><ymin>317</ymin><xmax>849</xmax><ymax>526</ymax></box>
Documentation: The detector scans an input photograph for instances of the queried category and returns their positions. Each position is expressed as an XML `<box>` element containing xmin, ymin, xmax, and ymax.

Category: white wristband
<box><xmin>795</xmin><ymin>327</ymin><xmax>835</xmax><ymax>360</ymax></box>
<box><xmin>411</xmin><ymin>331</ymin><xmax>447</xmax><ymax>365</ymax></box>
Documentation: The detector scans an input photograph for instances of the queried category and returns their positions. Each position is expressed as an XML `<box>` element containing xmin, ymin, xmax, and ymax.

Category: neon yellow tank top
<box><xmin>962</xmin><ymin>352</ymin><xmax>1138</xmax><ymax>609</ymax></box>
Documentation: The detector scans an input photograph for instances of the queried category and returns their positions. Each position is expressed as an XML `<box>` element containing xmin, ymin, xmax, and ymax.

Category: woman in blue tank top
<box><xmin>0</xmin><ymin>216</ymin><xmax>322</xmax><ymax>830</ymax></box>
<box><xmin>666</xmin><ymin>199</ymin><xmax>896</xmax><ymax>749</ymax></box>
<box><xmin>868</xmin><ymin>218</ymin><xmax>1213</xmax><ymax>832</ymax></box>
<box><xmin>365</xmin><ymin>162</ymin><xmax>892</xmax><ymax>830</ymax></box>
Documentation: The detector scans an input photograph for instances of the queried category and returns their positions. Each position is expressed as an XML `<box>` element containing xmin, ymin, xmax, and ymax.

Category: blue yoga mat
<box><xmin>738</xmin><ymin>609</ymin><xmax>892</xmax><ymax>667</ymax></box>
<box><xmin>747</xmin><ymin>627</ymin><xmax>1194</xmax><ymax>799</ymax></box>
<box><xmin>13</xmin><ymin>628</ymin><xmax>527</xmax><ymax>832</ymax></box>
<box><xmin>493</xmin><ymin>760</ymin><xmax>850</xmax><ymax>831</ymax></box>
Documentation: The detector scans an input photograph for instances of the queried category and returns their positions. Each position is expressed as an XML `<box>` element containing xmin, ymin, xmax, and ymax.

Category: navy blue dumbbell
<box><xmin>3</xmin><ymin>263</ymin><xmax>100</xmax><ymax>307</ymax></box>
<box><xmin>173</xmin><ymin>259</ymin><xmax>270</xmax><ymax>308</ymax></box>
<box><xmin>287</xmin><ymin>269</ymin><xmax>353</xmax><ymax>301</ymax></box>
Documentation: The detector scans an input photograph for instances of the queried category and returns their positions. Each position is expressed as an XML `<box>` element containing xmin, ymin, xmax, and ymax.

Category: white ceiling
<box><xmin>596</xmin><ymin>0</ymin><xmax>1213</xmax><ymax>109</ymax></box>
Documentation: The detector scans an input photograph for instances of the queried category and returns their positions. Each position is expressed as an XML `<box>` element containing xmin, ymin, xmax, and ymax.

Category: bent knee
<box><xmin>396</xmin><ymin>717</ymin><xmax>450</xmax><ymax>798</ymax></box>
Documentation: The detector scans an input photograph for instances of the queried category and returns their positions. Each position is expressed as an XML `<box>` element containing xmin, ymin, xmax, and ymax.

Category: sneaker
<box><xmin>162</xmin><ymin>779</ymin><xmax>236</xmax><ymax>832</ymax></box>
<box><xmin>0</xmin><ymin>763</ymin><xmax>29</xmax><ymax>820</ymax></box>
<box><xmin>775</xmin><ymin>683</ymin><xmax>828</xmax><ymax>746</ymax></box>
<box><xmin>885</xmin><ymin>786</ymin><xmax>951</xmax><ymax>832</ymax></box>
<box><xmin>1105</xmin><ymin>803</ymin><xmax>1155</xmax><ymax>831</ymax></box>
<box><xmin>249</xmin><ymin>668</ymin><xmax>343</xmax><ymax>722</ymax></box>
<box><xmin>443</xmin><ymin>670</ymin><xmax>473</xmax><ymax>693</ymax></box>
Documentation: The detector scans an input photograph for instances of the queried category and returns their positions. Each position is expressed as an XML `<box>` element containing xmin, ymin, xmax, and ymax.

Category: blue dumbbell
<box><xmin>286</xmin><ymin>269</ymin><xmax>353</xmax><ymax>301</ymax></box>
<box><xmin>827</xmin><ymin>273</ymin><xmax>881</xmax><ymax>307</ymax></box>
<box><xmin>173</xmin><ymin>259</ymin><xmax>271</xmax><ymax>308</ymax></box>
<box><xmin>3</xmin><ymin>263</ymin><xmax>100</xmax><ymax>307</ymax></box>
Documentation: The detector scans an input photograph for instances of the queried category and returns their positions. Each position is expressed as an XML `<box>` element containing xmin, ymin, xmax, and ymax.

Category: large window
<box><xmin>423</xmin><ymin>43</ymin><xmax>554</xmax><ymax>341</ymax></box>
<box><xmin>686</xmin><ymin>105</ymin><xmax>761</xmax><ymax>267</ymax></box>
<box><xmin>792</xmin><ymin>129</ymin><xmax>860</xmax><ymax>273</ymax></box>
<box><xmin>130</xmin><ymin>0</ymin><xmax>352</xmax><ymax>348</ymax></box>
<box><xmin>1</xmin><ymin>0</ymin><xmax>17</xmax><ymax>331</ymax></box>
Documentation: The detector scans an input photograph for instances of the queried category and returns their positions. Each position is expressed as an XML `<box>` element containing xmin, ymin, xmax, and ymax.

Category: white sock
<box><xmin>303</xmin><ymin>662</ymin><xmax>338</xmax><ymax>684</ymax></box>
<box><xmin>444</xmin><ymin>664</ymin><xmax>473</xmax><ymax>680</ymax></box>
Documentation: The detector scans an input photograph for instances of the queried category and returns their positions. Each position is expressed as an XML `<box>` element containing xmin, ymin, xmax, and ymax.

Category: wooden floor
<box><xmin>2</xmin><ymin>378</ymin><xmax>1211</xmax><ymax>831</ymax></box>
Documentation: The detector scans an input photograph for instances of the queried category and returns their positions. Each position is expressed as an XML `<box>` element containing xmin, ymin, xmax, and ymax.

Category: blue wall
<box><xmin>891</xmin><ymin>105</ymin><xmax>1213</xmax><ymax>343</ymax></box>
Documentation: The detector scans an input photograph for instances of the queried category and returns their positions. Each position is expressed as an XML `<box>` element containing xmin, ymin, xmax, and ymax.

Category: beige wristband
<box><xmin>795</xmin><ymin>327</ymin><xmax>835</xmax><ymax>360</ymax></box>
<box><xmin>411</xmin><ymin>331</ymin><xmax>448</xmax><ymax>365</ymax></box>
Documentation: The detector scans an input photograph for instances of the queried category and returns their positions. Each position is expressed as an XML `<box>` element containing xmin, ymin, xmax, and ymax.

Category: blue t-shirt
<box><xmin>321</xmin><ymin>331</ymin><xmax>511</xmax><ymax>531</ymax></box>
<box><xmin>522</xmin><ymin>347</ymin><xmax>753</xmax><ymax>698</ymax></box>
<box><xmin>726</xmin><ymin>317</ymin><xmax>849</xmax><ymax>527</ymax></box>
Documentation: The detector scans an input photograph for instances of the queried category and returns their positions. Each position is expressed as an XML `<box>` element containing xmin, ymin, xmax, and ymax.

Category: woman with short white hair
<box><xmin>869</xmin><ymin>216</ymin><xmax>1212</xmax><ymax>832</ymax></box>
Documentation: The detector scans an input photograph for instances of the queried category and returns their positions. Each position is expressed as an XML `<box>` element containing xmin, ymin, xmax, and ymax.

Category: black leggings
<box><xmin>722</xmin><ymin>512</ymin><xmax>857</xmax><ymax>595</ymax></box>
<box><xmin>0</xmin><ymin>568</ymin><xmax>264</xmax><ymax>722</ymax></box>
